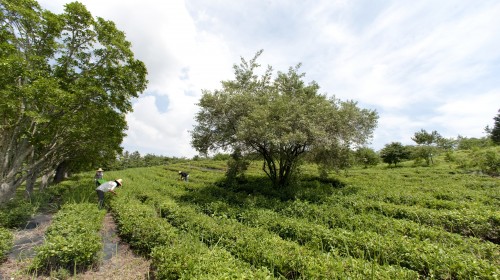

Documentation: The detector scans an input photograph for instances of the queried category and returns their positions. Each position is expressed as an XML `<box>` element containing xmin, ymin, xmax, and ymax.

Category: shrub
<box><xmin>0</xmin><ymin>227</ymin><xmax>13</xmax><ymax>261</ymax></box>
<box><xmin>30</xmin><ymin>203</ymin><xmax>105</xmax><ymax>274</ymax></box>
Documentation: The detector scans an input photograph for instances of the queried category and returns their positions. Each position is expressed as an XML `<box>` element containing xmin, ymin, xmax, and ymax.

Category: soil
<box><xmin>0</xmin><ymin>213</ymin><xmax>151</xmax><ymax>280</ymax></box>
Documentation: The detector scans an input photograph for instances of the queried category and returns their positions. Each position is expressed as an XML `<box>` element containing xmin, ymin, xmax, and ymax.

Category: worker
<box><xmin>96</xmin><ymin>179</ymin><xmax>122</xmax><ymax>209</ymax></box>
<box><xmin>178</xmin><ymin>171</ymin><xmax>189</xmax><ymax>182</ymax></box>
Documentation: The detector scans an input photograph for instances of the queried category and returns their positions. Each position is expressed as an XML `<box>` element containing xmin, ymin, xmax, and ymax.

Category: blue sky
<box><xmin>39</xmin><ymin>0</ymin><xmax>500</xmax><ymax>157</ymax></box>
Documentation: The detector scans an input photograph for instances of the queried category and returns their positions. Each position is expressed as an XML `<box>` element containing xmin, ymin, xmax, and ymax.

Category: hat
<box><xmin>115</xmin><ymin>179</ymin><xmax>123</xmax><ymax>186</ymax></box>
<box><xmin>96</xmin><ymin>168</ymin><xmax>104</xmax><ymax>172</ymax></box>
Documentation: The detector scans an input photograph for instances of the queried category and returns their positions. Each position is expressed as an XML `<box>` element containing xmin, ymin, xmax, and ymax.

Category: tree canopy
<box><xmin>0</xmin><ymin>0</ymin><xmax>147</xmax><ymax>203</ymax></box>
<box><xmin>191</xmin><ymin>51</ymin><xmax>378</xmax><ymax>188</ymax></box>
<box><xmin>380</xmin><ymin>142</ymin><xmax>410</xmax><ymax>167</ymax></box>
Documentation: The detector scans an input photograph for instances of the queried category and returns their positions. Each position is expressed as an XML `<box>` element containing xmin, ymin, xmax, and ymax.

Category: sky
<box><xmin>39</xmin><ymin>0</ymin><xmax>500</xmax><ymax>158</ymax></box>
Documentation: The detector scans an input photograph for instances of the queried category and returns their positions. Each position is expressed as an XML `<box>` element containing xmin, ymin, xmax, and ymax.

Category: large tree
<box><xmin>191</xmin><ymin>51</ymin><xmax>378</xmax><ymax>188</ymax></box>
<box><xmin>0</xmin><ymin>0</ymin><xmax>147</xmax><ymax>203</ymax></box>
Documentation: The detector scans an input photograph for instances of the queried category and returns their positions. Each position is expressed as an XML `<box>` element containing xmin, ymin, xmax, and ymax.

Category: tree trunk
<box><xmin>25</xmin><ymin>169</ymin><xmax>38</xmax><ymax>199</ymax></box>
<box><xmin>53</xmin><ymin>161</ymin><xmax>69</xmax><ymax>184</ymax></box>
<box><xmin>0</xmin><ymin>181</ymin><xmax>17</xmax><ymax>204</ymax></box>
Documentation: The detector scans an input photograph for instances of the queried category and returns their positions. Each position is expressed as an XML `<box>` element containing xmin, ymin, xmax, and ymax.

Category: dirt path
<box><xmin>0</xmin><ymin>213</ymin><xmax>151</xmax><ymax>280</ymax></box>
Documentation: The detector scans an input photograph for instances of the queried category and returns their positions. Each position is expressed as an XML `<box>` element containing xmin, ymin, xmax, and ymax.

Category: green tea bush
<box><xmin>0</xmin><ymin>227</ymin><xmax>13</xmax><ymax>261</ymax></box>
<box><xmin>110</xmin><ymin>189</ymin><xmax>276</xmax><ymax>279</ymax></box>
<box><xmin>150</xmin><ymin>234</ymin><xmax>274</xmax><ymax>280</ymax></box>
<box><xmin>110</xmin><ymin>196</ymin><xmax>177</xmax><ymax>255</ymax></box>
<box><xmin>193</xmin><ymin>197</ymin><xmax>499</xmax><ymax>279</ymax></box>
<box><xmin>30</xmin><ymin>203</ymin><xmax>105</xmax><ymax>274</ymax></box>
<box><xmin>0</xmin><ymin>200</ymin><xmax>36</xmax><ymax>228</ymax></box>
<box><xmin>156</xmin><ymin>197</ymin><xmax>418</xmax><ymax>279</ymax></box>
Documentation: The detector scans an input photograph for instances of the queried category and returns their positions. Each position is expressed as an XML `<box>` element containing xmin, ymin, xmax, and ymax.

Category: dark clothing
<box><xmin>179</xmin><ymin>172</ymin><xmax>189</xmax><ymax>181</ymax></box>
<box><xmin>96</xmin><ymin>189</ymin><xmax>105</xmax><ymax>209</ymax></box>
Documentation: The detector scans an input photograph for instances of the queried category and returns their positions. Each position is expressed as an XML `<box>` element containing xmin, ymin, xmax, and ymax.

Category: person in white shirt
<box><xmin>96</xmin><ymin>179</ymin><xmax>122</xmax><ymax>209</ymax></box>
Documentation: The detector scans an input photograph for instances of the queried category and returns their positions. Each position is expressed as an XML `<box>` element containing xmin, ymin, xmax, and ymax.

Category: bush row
<box><xmin>237</xmin><ymin>207</ymin><xmax>499</xmax><ymax>279</ymax></box>
<box><xmin>154</xmin><ymin>195</ymin><xmax>419</xmax><ymax>279</ymax></box>
<box><xmin>110</xmin><ymin>194</ymin><xmax>275</xmax><ymax>279</ymax></box>
<box><xmin>0</xmin><ymin>227</ymin><xmax>13</xmax><ymax>261</ymax></box>
<box><xmin>274</xmin><ymin>199</ymin><xmax>500</xmax><ymax>259</ymax></box>
<box><xmin>346</xmin><ymin>199</ymin><xmax>500</xmax><ymax>243</ymax></box>
<box><xmin>29</xmin><ymin>203</ymin><xmax>105</xmax><ymax>274</ymax></box>
<box><xmin>175</xmin><ymin>182</ymin><xmax>499</xmax><ymax>263</ymax></box>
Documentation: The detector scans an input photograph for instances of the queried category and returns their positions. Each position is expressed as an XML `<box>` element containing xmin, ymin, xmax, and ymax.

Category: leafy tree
<box><xmin>0</xmin><ymin>0</ymin><xmax>147</xmax><ymax>203</ymax></box>
<box><xmin>191</xmin><ymin>51</ymin><xmax>378</xmax><ymax>188</ymax></box>
<box><xmin>354</xmin><ymin>147</ymin><xmax>380</xmax><ymax>168</ymax></box>
<box><xmin>380</xmin><ymin>142</ymin><xmax>410</xmax><ymax>167</ymax></box>
<box><xmin>411</xmin><ymin>129</ymin><xmax>442</xmax><ymax>165</ymax></box>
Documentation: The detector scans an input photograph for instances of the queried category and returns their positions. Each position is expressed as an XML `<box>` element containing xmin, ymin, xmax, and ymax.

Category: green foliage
<box><xmin>411</xmin><ymin>129</ymin><xmax>443</xmax><ymax>165</ymax></box>
<box><xmin>108</xmin><ymin>150</ymin><xmax>183</xmax><ymax>170</ymax></box>
<box><xmin>192</xmin><ymin>50</ymin><xmax>378</xmax><ymax>188</ymax></box>
<box><xmin>0</xmin><ymin>200</ymin><xmax>36</xmax><ymax>228</ymax></box>
<box><xmin>450</xmin><ymin>147</ymin><xmax>500</xmax><ymax>176</ymax></box>
<box><xmin>353</xmin><ymin>147</ymin><xmax>380</xmax><ymax>168</ymax></box>
<box><xmin>30</xmin><ymin>203</ymin><xmax>105</xmax><ymax>274</ymax></box>
<box><xmin>456</xmin><ymin>136</ymin><xmax>492</xmax><ymax>150</ymax></box>
<box><xmin>224</xmin><ymin>149</ymin><xmax>250</xmax><ymax>188</ymax></box>
<box><xmin>0</xmin><ymin>227</ymin><xmax>13</xmax><ymax>261</ymax></box>
<box><xmin>380</xmin><ymin>142</ymin><xmax>411</xmax><ymax>166</ymax></box>
<box><xmin>150</xmin><ymin>235</ymin><xmax>274</xmax><ymax>280</ymax></box>
<box><xmin>110</xmin><ymin>197</ymin><xmax>177</xmax><ymax>255</ymax></box>
<box><xmin>10</xmin><ymin>158</ymin><xmax>498</xmax><ymax>279</ymax></box>
<box><xmin>0</xmin><ymin>0</ymin><xmax>147</xmax><ymax>202</ymax></box>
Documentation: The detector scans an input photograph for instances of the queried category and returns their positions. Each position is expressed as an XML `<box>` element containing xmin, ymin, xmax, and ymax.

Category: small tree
<box><xmin>411</xmin><ymin>129</ymin><xmax>442</xmax><ymax>165</ymax></box>
<box><xmin>380</xmin><ymin>142</ymin><xmax>410</xmax><ymax>167</ymax></box>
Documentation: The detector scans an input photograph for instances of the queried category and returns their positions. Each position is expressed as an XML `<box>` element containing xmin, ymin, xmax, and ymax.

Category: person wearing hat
<box><xmin>94</xmin><ymin>168</ymin><xmax>105</xmax><ymax>187</ymax></box>
<box><xmin>96</xmin><ymin>179</ymin><xmax>122</xmax><ymax>209</ymax></box>
<box><xmin>178</xmin><ymin>171</ymin><xmax>189</xmax><ymax>182</ymax></box>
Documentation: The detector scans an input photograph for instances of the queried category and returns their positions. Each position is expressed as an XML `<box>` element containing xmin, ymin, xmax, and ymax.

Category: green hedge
<box><xmin>30</xmin><ymin>203</ymin><xmax>105</xmax><ymax>274</ymax></box>
<box><xmin>156</xmin><ymin>196</ymin><xmax>418</xmax><ymax>279</ymax></box>
<box><xmin>110</xmin><ymin>195</ymin><xmax>275</xmax><ymax>279</ymax></box>
<box><xmin>0</xmin><ymin>227</ymin><xmax>13</xmax><ymax>261</ymax></box>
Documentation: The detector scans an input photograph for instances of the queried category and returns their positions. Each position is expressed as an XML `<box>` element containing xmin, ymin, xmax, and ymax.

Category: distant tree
<box><xmin>485</xmin><ymin>109</ymin><xmax>500</xmax><ymax>145</ymax></box>
<box><xmin>0</xmin><ymin>0</ymin><xmax>147</xmax><ymax>202</ymax></box>
<box><xmin>191</xmin><ymin>51</ymin><xmax>378</xmax><ymax>188</ymax></box>
<box><xmin>354</xmin><ymin>147</ymin><xmax>380</xmax><ymax>168</ymax></box>
<box><xmin>456</xmin><ymin>136</ymin><xmax>491</xmax><ymax>150</ymax></box>
<box><xmin>380</xmin><ymin>142</ymin><xmax>410</xmax><ymax>167</ymax></box>
<box><xmin>411</xmin><ymin>129</ymin><xmax>442</xmax><ymax>165</ymax></box>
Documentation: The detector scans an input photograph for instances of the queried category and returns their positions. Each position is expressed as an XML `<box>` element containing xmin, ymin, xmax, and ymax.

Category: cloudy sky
<box><xmin>39</xmin><ymin>0</ymin><xmax>500</xmax><ymax>158</ymax></box>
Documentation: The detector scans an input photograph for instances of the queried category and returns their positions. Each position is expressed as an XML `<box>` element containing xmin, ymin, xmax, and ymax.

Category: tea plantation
<box><xmin>1</xmin><ymin>159</ymin><xmax>499</xmax><ymax>279</ymax></box>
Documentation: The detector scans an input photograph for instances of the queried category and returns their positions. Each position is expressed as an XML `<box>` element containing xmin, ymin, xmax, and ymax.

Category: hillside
<box><xmin>1</xmin><ymin>159</ymin><xmax>499</xmax><ymax>279</ymax></box>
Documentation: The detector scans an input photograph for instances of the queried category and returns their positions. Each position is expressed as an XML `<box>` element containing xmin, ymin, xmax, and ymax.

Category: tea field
<box><xmin>2</xmin><ymin>159</ymin><xmax>499</xmax><ymax>279</ymax></box>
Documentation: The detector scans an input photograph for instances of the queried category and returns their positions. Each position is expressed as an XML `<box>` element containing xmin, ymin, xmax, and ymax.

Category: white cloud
<box><xmin>38</xmin><ymin>0</ymin><xmax>500</xmax><ymax>156</ymax></box>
